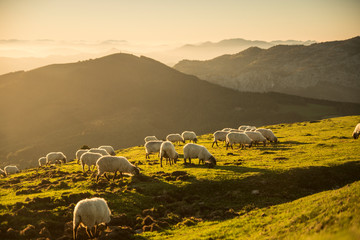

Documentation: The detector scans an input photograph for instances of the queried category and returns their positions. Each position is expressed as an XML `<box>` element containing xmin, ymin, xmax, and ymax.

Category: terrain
<box><xmin>0</xmin><ymin>115</ymin><xmax>359</xmax><ymax>239</ymax></box>
<box><xmin>174</xmin><ymin>36</ymin><xmax>360</xmax><ymax>103</ymax></box>
<box><xmin>1</xmin><ymin>53</ymin><xmax>360</xmax><ymax>169</ymax></box>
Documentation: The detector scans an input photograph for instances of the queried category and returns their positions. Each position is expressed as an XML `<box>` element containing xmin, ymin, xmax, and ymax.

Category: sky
<box><xmin>1</xmin><ymin>0</ymin><xmax>359</xmax><ymax>44</ymax></box>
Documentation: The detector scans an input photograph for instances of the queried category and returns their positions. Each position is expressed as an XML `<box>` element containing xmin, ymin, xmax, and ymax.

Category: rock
<box><xmin>171</xmin><ymin>171</ymin><xmax>187</xmax><ymax>177</ymax></box>
<box><xmin>109</xmin><ymin>213</ymin><xmax>133</xmax><ymax>227</ymax></box>
<box><xmin>251</xmin><ymin>189</ymin><xmax>260</xmax><ymax>195</ymax></box>
<box><xmin>142</xmin><ymin>225</ymin><xmax>152</xmax><ymax>232</ymax></box>
<box><xmin>20</xmin><ymin>224</ymin><xmax>37</xmax><ymax>238</ymax></box>
<box><xmin>142</xmin><ymin>215</ymin><xmax>155</xmax><ymax>226</ymax></box>
<box><xmin>39</xmin><ymin>227</ymin><xmax>51</xmax><ymax>238</ymax></box>
<box><xmin>99</xmin><ymin>226</ymin><xmax>134</xmax><ymax>240</ymax></box>
<box><xmin>6</xmin><ymin>228</ymin><xmax>19</xmax><ymax>238</ymax></box>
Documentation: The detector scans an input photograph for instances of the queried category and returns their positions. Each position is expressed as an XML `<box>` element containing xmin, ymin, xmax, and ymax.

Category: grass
<box><xmin>0</xmin><ymin>115</ymin><xmax>359</xmax><ymax>239</ymax></box>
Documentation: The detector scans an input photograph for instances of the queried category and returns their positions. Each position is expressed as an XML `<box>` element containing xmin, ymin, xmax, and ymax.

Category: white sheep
<box><xmin>76</xmin><ymin>149</ymin><xmax>89</xmax><ymax>164</ymax></box>
<box><xmin>238</xmin><ymin>125</ymin><xmax>250</xmax><ymax>131</ymax></box>
<box><xmin>38</xmin><ymin>157</ymin><xmax>46</xmax><ymax>167</ymax></box>
<box><xmin>4</xmin><ymin>165</ymin><xmax>20</xmax><ymax>175</ymax></box>
<box><xmin>159</xmin><ymin>141</ymin><xmax>179</xmax><ymax>167</ymax></box>
<box><xmin>212</xmin><ymin>130</ymin><xmax>230</xmax><ymax>147</ymax></box>
<box><xmin>89</xmin><ymin>148</ymin><xmax>110</xmax><ymax>156</ymax></box>
<box><xmin>257</xmin><ymin>128</ymin><xmax>278</xmax><ymax>142</ymax></box>
<box><xmin>73</xmin><ymin>197</ymin><xmax>111</xmax><ymax>240</ymax></box>
<box><xmin>144</xmin><ymin>140</ymin><xmax>163</xmax><ymax>159</ymax></box>
<box><xmin>99</xmin><ymin>145</ymin><xmax>116</xmax><ymax>156</ymax></box>
<box><xmin>0</xmin><ymin>168</ymin><xmax>5</xmax><ymax>177</ymax></box>
<box><xmin>46</xmin><ymin>152</ymin><xmax>67</xmax><ymax>164</ymax></box>
<box><xmin>80</xmin><ymin>152</ymin><xmax>103</xmax><ymax>172</ymax></box>
<box><xmin>166</xmin><ymin>133</ymin><xmax>184</xmax><ymax>145</ymax></box>
<box><xmin>144</xmin><ymin>136</ymin><xmax>158</xmax><ymax>142</ymax></box>
<box><xmin>181</xmin><ymin>131</ymin><xmax>198</xmax><ymax>143</ymax></box>
<box><xmin>226</xmin><ymin>132</ymin><xmax>253</xmax><ymax>150</ymax></box>
<box><xmin>96</xmin><ymin>156</ymin><xmax>140</xmax><ymax>182</ymax></box>
<box><xmin>183</xmin><ymin>143</ymin><xmax>216</xmax><ymax>167</ymax></box>
<box><xmin>245</xmin><ymin>131</ymin><xmax>267</xmax><ymax>146</ymax></box>
<box><xmin>222</xmin><ymin>128</ymin><xmax>233</xmax><ymax>131</ymax></box>
<box><xmin>353</xmin><ymin>123</ymin><xmax>360</xmax><ymax>139</ymax></box>
<box><xmin>229</xmin><ymin>129</ymin><xmax>243</xmax><ymax>133</ymax></box>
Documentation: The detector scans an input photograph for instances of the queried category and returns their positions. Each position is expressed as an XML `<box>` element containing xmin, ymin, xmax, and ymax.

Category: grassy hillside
<box><xmin>0</xmin><ymin>115</ymin><xmax>359</xmax><ymax>239</ymax></box>
<box><xmin>1</xmin><ymin>53</ymin><xmax>359</xmax><ymax>169</ymax></box>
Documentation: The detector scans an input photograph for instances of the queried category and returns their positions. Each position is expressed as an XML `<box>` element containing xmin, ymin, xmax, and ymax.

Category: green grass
<box><xmin>0</xmin><ymin>115</ymin><xmax>359</xmax><ymax>239</ymax></box>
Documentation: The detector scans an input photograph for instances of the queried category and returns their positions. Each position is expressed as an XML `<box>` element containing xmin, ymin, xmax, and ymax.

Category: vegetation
<box><xmin>0</xmin><ymin>115</ymin><xmax>359</xmax><ymax>239</ymax></box>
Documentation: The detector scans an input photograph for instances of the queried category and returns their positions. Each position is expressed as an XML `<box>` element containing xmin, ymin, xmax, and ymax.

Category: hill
<box><xmin>174</xmin><ymin>37</ymin><xmax>360</xmax><ymax>103</ymax></box>
<box><xmin>0</xmin><ymin>115</ymin><xmax>359</xmax><ymax>239</ymax></box>
<box><xmin>0</xmin><ymin>53</ymin><xmax>359</xmax><ymax>169</ymax></box>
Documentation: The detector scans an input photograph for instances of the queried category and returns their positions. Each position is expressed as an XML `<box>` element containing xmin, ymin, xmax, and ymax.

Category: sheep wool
<box><xmin>181</xmin><ymin>131</ymin><xmax>198</xmax><ymax>143</ymax></box>
<box><xmin>76</xmin><ymin>149</ymin><xmax>89</xmax><ymax>163</ymax></box>
<box><xmin>4</xmin><ymin>165</ymin><xmax>19</xmax><ymax>175</ymax></box>
<box><xmin>38</xmin><ymin>157</ymin><xmax>46</xmax><ymax>167</ymax></box>
<box><xmin>96</xmin><ymin>156</ymin><xmax>140</xmax><ymax>182</ymax></box>
<box><xmin>46</xmin><ymin>152</ymin><xmax>67</xmax><ymax>164</ymax></box>
<box><xmin>99</xmin><ymin>145</ymin><xmax>116</xmax><ymax>156</ymax></box>
<box><xmin>0</xmin><ymin>168</ymin><xmax>5</xmax><ymax>177</ymax></box>
<box><xmin>144</xmin><ymin>136</ymin><xmax>158</xmax><ymax>142</ymax></box>
<box><xmin>166</xmin><ymin>133</ymin><xmax>184</xmax><ymax>144</ymax></box>
<box><xmin>159</xmin><ymin>141</ymin><xmax>179</xmax><ymax>167</ymax></box>
<box><xmin>73</xmin><ymin>197</ymin><xmax>111</xmax><ymax>240</ymax></box>
<box><xmin>245</xmin><ymin>131</ymin><xmax>267</xmax><ymax>146</ymax></box>
<box><xmin>144</xmin><ymin>140</ymin><xmax>163</xmax><ymax>159</ymax></box>
<box><xmin>183</xmin><ymin>143</ymin><xmax>216</xmax><ymax>167</ymax></box>
<box><xmin>89</xmin><ymin>148</ymin><xmax>110</xmax><ymax>156</ymax></box>
<box><xmin>212</xmin><ymin>130</ymin><xmax>230</xmax><ymax>147</ymax></box>
<box><xmin>257</xmin><ymin>128</ymin><xmax>278</xmax><ymax>142</ymax></box>
<box><xmin>226</xmin><ymin>132</ymin><xmax>253</xmax><ymax>150</ymax></box>
<box><xmin>80</xmin><ymin>152</ymin><xmax>103</xmax><ymax>172</ymax></box>
<box><xmin>353</xmin><ymin>123</ymin><xmax>360</xmax><ymax>139</ymax></box>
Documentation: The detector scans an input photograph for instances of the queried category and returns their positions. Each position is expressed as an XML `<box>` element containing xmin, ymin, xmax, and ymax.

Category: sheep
<box><xmin>144</xmin><ymin>140</ymin><xmax>163</xmax><ymax>159</ymax></box>
<box><xmin>245</xmin><ymin>131</ymin><xmax>267</xmax><ymax>146</ymax></box>
<box><xmin>76</xmin><ymin>149</ymin><xmax>89</xmax><ymax>164</ymax></box>
<box><xmin>80</xmin><ymin>152</ymin><xmax>103</xmax><ymax>172</ymax></box>
<box><xmin>46</xmin><ymin>152</ymin><xmax>67</xmax><ymax>164</ymax></box>
<box><xmin>212</xmin><ymin>130</ymin><xmax>230</xmax><ymax>147</ymax></box>
<box><xmin>159</xmin><ymin>141</ymin><xmax>179</xmax><ymax>167</ymax></box>
<box><xmin>353</xmin><ymin>123</ymin><xmax>360</xmax><ymax>139</ymax></box>
<box><xmin>99</xmin><ymin>145</ymin><xmax>116</xmax><ymax>156</ymax></box>
<box><xmin>96</xmin><ymin>156</ymin><xmax>140</xmax><ymax>182</ymax></box>
<box><xmin>257</xmin><ymin>128</ymin><xmax>278</xmax><ymax>143</ymax></box>
<box><xmin>89</xmin><ymin>148</ymin><xmax>110</xmax><ymax>156</ymax></box>
<box><xmin>183</xmin><ymin>143</ymin><xmax>216</xmax><ymax>167</ymax></box>
<box><xmin>229</xmin><ymin>129</ymin><xmax>243</xmax><ymax>133</ymax></box>
<box><xmin>0</xmin><ymin>168</ymin><xmax>5</xmax><ymax>177</ymax></box>
<box><xmin>238</xmin><ymin>125</ymin><xmax>250</xmax><ymax>131</ymax></box>
<box><xmin>181</xmin><ymin>131</ymin><xmax>198</xmax><ymax>143</ymax></box>
<box><xmin>73</xmin><ymin>197</ymin><xmax>111</xmax><ymax>240</ymax></box>
<box><xmin>4</xmin><ymin>165</ymin><xmax>20</xmax><ymax>175</ymax></box>
<box><xmin>222</xmin><ymin>128</ymin><xmax>233</xmax><ymax>131</ymax></box>
<box><xmin>144</xmin><ymin>136</ymin><xmax>158</xmax><ymax>142</ymax></box>
<box><xmin>166</xmin><ymin>133</ymin><xmax>185</xmax><ymax>145</ymax></box>
<box><xmin>226</xmin><ymin>132</ymin><xmax>253</xmax><ymax>150</ymax></box>
<box><xmin>38</xmin><ymin>157</ymin><xmax>46</xmax><ymax>167</ymax></box>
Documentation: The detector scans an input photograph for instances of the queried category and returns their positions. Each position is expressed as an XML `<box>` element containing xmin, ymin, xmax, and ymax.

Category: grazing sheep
<box><xmin>38</xmin><ymin>157</ymin><xmax>46</xmax><ymax>167</ymax></box>
<box><xmin>99</xmin><ymin>146</ymin><xmax>116</xmax><ymax>156</ymax></box>
<box><xmin>144</xmin><ymin>136</ymin><xmax>158</xmax><ymax>142</ymax></box>
<box><xmin>46</xmin><ymin>152</ymin><xmax>67</xmax><ymax>164</ymax></box>
<box><xmin>76</xmin><ymin>149</ymin><xmax>89</xmax><ymax>164</ymax></box>
<box><xmin>80</xmin><ymin>152</ymin><xmax>103</xmax><ymax>172</ymax></box>
<box><xmin>183</xmin><ymin>143</ymin><xmax>216</xmax><ymax>167</ymax></box>
<box><xmin>166</xmin><ymin>133</ymin><xmax>185</xmax><ymax>144</ymax></box>
<box><xmin>212</xmin><ymin>130</ymin><xmax>230</xmax><ymax>147</ymax></box>
<box><xmin>226</xmin><ymin>132</ymin><xmax>253</xmax><ymax>150</ymax></box>
<box><xmin>0</xmin><ymin>168</ymin><xmax>5</xmax><ymax>177</ymax></box>
<box><xmin>257</xmin><ymin>128</ymin><xmax>278</xmax><ymax>142</ymax></box>
<box><xmin>144</xmin><ymin>140</ymin><xmax>163</xmax><ymax>159</ymax></box>
<box><xmin>229</xmin><ymin>129</ymin><xmax>243</xmax><ymax>133</ymax></box>
<box><xmin>73</xmin><ymin>197</ymin><xmax>111</xmax><ymax>240</ymax></box>
<box><xmin>238</xmin><ymin>125</ymin><xmax>250</xmax><ymax>131</ymax></box>
<box><xmin>353</xmin><ymin>123</ymin><xmax>360</xmax><ymax>139</ymax></box>
<box><xmin>159</xmin><ymin>141</ymin><xmax>179</xmax><ymax>167</ymax></box>
<box><xmin>181</xmin><ymin>131</ymin><xmax>198</xmax><ymax>143</ymax></box>
<box><xmin>245</xmin><ymin>131</ymin><xmax>267</xmax><ymax>146</ymax></box>
<box><xmin>222</xmin><ymin>128</ymin><xmax>233</xmax><ymax>131</ymax></box>
<box><xmin>4</xmin><ymin>165</ymin><xmax>20</xmax><ymax>175</ymax></box>
<box><xmin>96</xmin><ymin>156</ymin><xmax>140</xmax><ymax>182</ymax></box>
<box><xmin>89</xmin><ymin>148</ymin><xmax>110</xmax><ymax>156</ymax></box>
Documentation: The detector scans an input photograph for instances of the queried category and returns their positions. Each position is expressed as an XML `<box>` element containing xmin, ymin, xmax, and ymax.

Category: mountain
<box><xmin>147</xmin><ymin>38</ymin><xmax>316</xmax><ymax>65</ymax></box>
<box><xmin>0</xmin><ymin>53</ymin><xmax>359</xmax><ymax>168</ymax></box>
<box><xmin>174</xmin><ymin>37</ymin><xmax>360</xmax><ymax>103</ymax></box>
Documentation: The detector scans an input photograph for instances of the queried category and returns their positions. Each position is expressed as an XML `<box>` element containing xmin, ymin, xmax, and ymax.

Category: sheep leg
<box><xmin>160</xmin><ymin>156</ymin><xmax>163</xmax><ymax>167</ymax></box>
<box><xmin>119</xmin><ymin>172</ymin><xmax>123</xmax><ymax>180</ymax></box>
<box><xmin>189</xmin><ymin>158</ymin><xmax>192</xmax><ymax>164</ymax></box>
<box><xmin>73</xmin><ymin>222</ymin><xmax>80</xmax><ymax>240</ymax></box>
<box><xmin>96</xmin><ymin>174</ymin><xmax>100</xmax><ymax>182</ymax></box>
<box><xmin>86</xmin><ymin>227</ymin><xmax>94</xmax><ymax>238</ymax></box>
<box><xmin>113</xmin><ymin>171</ymin><xmax>117</xmax><ymax>181</ymax></box>
<box><xmin>226</xmin><ymin>143</ymin><xmax>229</xmax><ymax>150</ymax></box>
<box><xmin>104</xmin><ymin>173</ymin><xmax>110</xmax><ymax>181</ymax></box>
<box><xmin>94</xmin><ymin>225</ymin><xmax>98</xmax><ymax>237</ymax></box>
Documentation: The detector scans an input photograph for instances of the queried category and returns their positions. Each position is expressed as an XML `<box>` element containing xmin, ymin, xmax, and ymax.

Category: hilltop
<box><xmin>174</xmin><ymin>36</ymin><xmax>360</xmax><ymax>103</ymax></box>
<box><xmin>1</xmin><ymin>53</ymin><xmax>359</xmax><ymax>168</ymax></box>
<box><xmin>0</xmin><ymin>115</ymin><xmax>359</xmax><ymax>239</ymax></box>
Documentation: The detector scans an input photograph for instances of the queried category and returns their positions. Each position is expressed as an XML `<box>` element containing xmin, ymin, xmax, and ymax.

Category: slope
<box><xmin>0</xmin><ymin>53</ymin><xmax>359</xmax><ymax>169</ymax></box>
<box><xmin>0</xmin><ymin>115</ymin><xmax>359</xmax><ymax>239</ymax></box>
<box><xmin>174</xmin><ymin>37</ymin><xmax>360</xmax><ymax>103</ymax></box>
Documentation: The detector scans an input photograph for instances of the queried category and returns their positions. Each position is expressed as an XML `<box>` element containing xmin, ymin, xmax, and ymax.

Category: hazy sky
<box><xmin>1</xmin><ymin>0</ymin><xmax>359</xmax><ymax>44</ymax></box>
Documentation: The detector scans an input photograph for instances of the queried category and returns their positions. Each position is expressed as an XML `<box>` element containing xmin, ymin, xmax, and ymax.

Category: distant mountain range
<box><xmin>174</xmin><ymin>37</ymin><xmax>360</xmax><ymax>103</ymax></box>
<box><xmin>1</xmin><ymin>53</ymin><xmax>359</xmax><ymax>168</ymax></box>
